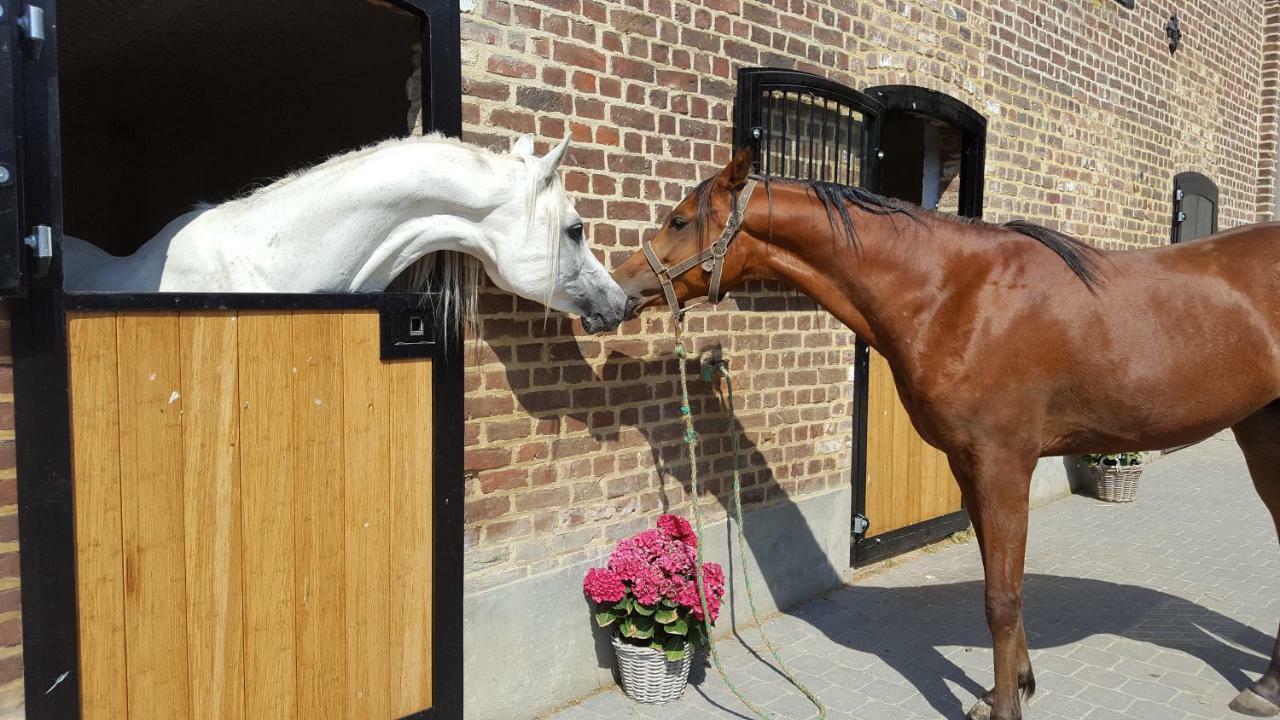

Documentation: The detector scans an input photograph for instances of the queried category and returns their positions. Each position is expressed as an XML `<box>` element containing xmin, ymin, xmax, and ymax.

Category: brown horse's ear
<box><xmin>716</xmin><ymin>145</ymin><xmax>755</xmax><ymax>192</ymax></box>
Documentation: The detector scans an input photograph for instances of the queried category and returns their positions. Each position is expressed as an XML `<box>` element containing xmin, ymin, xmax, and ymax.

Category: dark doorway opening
<box><xmin>869</xmin><ymin>85</ymin><xmax>986</xmax><ymax>218</ymax></box>
<box><xmin>59</xmin><ymin>1</ymin><xmax>423</xmax><ymax>257</ymax></box>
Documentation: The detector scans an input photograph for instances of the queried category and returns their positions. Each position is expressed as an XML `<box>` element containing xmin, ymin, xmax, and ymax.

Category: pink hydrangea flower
<box><xmin>583</xmin><ymin>567</ymin><xmax>626</xmax><ymax>604</ymax></box>
<box><xmin>657</xmin><ymin>514</ymin><xmax>698</xmax><ymax>548</ymax></box>
<box><xmin>630</xmin><ymin>565</ymin><xmax>665</xmax><ymax>606</ymax></box>
<box><xmin>584</xmin><ymin>516</ymin><xmax>722</xmax><ymax>624</ymax></box>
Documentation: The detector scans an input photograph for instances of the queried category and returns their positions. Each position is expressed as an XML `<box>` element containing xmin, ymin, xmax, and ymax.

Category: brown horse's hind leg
<box><xmin>950</xmin><ymin>449</ymin><xmax>1038</xmax><ymax>720</ymax></box>
<box><xmin>1230</xmin><ymin>403</ymin><xmax>1280</xmax><ymax>717</ymax></box>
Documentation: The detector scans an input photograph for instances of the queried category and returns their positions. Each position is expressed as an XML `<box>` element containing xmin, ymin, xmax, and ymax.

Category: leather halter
<box><xmin>641</xmin><ymin>177</ymin><xmax>759</xmax><ymax>321</ymax></box>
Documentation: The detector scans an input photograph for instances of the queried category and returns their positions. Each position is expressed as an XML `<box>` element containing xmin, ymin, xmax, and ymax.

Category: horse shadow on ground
<box><xmin>480</xmin><ymin>315</ymin><xmax>844</xmax><ymax>687</ymax></box>
<box><xmin>786</xmin><ymin>574</ymin><xmax>1276</xmax><ymax>718</ymax></box>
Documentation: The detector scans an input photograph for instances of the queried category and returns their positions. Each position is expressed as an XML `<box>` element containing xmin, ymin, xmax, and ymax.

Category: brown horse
<box><xmin>600</xmin><ymin>146</ymin><xmax>1280</xmax><ymax>720</ymax></box>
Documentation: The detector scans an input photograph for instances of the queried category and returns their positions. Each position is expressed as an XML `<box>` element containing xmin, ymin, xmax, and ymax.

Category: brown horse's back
<box><xmin>1040</xmin><ymin>223</ymin><xmax>1280</xmax><ymax>454</ymax></box>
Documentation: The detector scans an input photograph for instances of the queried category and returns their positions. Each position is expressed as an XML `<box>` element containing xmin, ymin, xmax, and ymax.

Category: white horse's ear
<box><xmin>539</xmin><ymin>136</ymin><xmax>571</xmax><ymax>183</ymax></box>
<box><xmin>511</xmin><ymin>134</ymin><xmax>536</xmax><ymax>157</ymax></box>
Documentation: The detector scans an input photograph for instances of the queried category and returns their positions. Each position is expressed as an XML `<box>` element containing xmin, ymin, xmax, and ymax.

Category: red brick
<box><xmin>552</xmin><ymin>42</ymin><xmax>607</xmax><ymax>71</ymax></box>
<box><xmin>465</xmin><ymin>496</ymin><xmax>510</xmax><ymax>523</ymax></box>
<box><xmin>466</xmin><ymin>448</ymin><xmax>511</xmax><ymax>471</ymax></box>
<box><xmin>485</xmin><ymin>55</ymin><xmax>535</xmax><ymax>79</ymax></box>
<box><xmin>479</xmin><ymin>468</ymin><xmax>529</xmax><ymax>494</ymax></box>
<box><xmin>513</xmin><ymin>486</ymin><xmax>571</xmax><ymax>511</ymax></box>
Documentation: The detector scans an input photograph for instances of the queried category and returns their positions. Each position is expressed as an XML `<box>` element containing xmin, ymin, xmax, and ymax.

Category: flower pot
<box><xmin>611</xmin><ymin>635</ymin><xmax>693</xmax><ymax>704</ymax></box>
<box><xmin>1089</xmin><ymin>463</ymin><xmax>1143</xmax><ymax>503</ymax></box>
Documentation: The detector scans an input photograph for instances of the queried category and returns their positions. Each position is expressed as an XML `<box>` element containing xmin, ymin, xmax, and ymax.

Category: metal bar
<box><xmin>12</xmin><ymin>1</ymin><xmax>84</xmax><ymax>715</ymax></box>
<box><xmin>853</xmin><ymin>510</ymin><xmax>971</xmax><ymax>568</ymax></box>
<box><xmin>779</xmin><ymin>90</ymin><xmax>789</xmax><ymax>178</ymax></box>
<box><xmin>64</xmin><ymin>291</ymin><xmax>439</xmax><ymax>311</ymax></box>
<box><xmin>0</xmin><ymin>0</ymin><xmax>22</xmax><ymax>292</ymax></box>
<box><xmin>847</xmin><ymin>106</ymin><xmax>856</xmax><ymax>185</ymax></box>
<box><xmin>422</xmin><ymin>2</ymin><xmax>462</xmax><ymax>137</ymax></box>
<box><xmin>762</xmin><ymin>89</ymin><xmax>772</xmax><ymax>175</ymax></box>
<box><xmin>806</xmin><ymin>92</ymin><xmax>815</xmax><ymax>180</ymax></box>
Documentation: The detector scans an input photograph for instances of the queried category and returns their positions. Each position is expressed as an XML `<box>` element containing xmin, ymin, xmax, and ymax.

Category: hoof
<box><xmin>966</xmin><ymin>698</ymin><xmax>993</xmax><ymax>720</ymax></box>
<box><xmin>1230</xmin><ymin>688</ymin><xmax>1280</xmax><ymax>717</ymax></box>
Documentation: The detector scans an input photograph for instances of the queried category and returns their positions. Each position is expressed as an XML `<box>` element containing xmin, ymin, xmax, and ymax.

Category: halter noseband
<box><xmin>641</xmin><ymin>177</ymin><xmax>759</xmax><ymax>321</ymax></box>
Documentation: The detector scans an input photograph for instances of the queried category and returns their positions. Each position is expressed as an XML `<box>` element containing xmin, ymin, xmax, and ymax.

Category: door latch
<box><xmin>24</xmin><ymin>224</ymin><xmax>51</xmax><ymax>276</ymax></box>
<box><xmin>379</xmin><ymin>306</ymin><xmax>436</xmax><ymax>360</ymax></box>
<box><xmin>16</xmin><ymin>4</ymin><xmax>44</xmax><ymax>59</ymax></box>
<box><xmin>852</xmin><ymin>513</ymin><xmax>871</xmax><ymax>539</ymax></box>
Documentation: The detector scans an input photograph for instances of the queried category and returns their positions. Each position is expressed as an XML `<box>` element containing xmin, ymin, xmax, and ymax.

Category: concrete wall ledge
<box><xmin>463</xmin><ymin>486</ymin><xmax>853</xmax><ymax>720</ymax></box>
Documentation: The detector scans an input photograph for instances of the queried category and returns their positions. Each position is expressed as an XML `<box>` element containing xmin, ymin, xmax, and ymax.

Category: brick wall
<box><xmin>0</xmin><ymin>307</ymin><xmax>19</xmax><ymax>718</ymax></box>
<box><xmin>458</xmin><ymin>0</ymin><xmax>1268</xmax><ymax>589</ymax></box>
<box><xmin>1261</xmin><ymin>0</ymin><xmax>1280</xmax><ymax>221</ymax></box>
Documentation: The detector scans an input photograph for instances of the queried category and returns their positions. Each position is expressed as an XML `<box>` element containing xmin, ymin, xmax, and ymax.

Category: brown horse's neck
<box><xmin>744</xmin><ymin>181</ymin><xmax>979</xmax><ymax>367</ymax></box>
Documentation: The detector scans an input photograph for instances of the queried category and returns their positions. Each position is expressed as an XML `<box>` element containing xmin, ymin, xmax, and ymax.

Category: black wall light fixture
<box><xmin>1166</xmin><ymin>13</ymin><xmax>1182</xmax><ymax>54</ymax></box>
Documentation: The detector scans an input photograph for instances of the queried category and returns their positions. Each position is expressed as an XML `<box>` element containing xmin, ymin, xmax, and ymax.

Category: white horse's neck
<box><xmin>164</xmin><ymin>137</ymin><xmax>523</xmax><ymax>292</ymax></box>
<box><xmin>65</xmin><ymin>136</ymin><xmax>525</xmax><ymax>293</ymax></box>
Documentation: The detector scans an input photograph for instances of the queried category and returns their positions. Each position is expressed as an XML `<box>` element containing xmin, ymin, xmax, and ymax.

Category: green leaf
<box><xmin>595</xmin><ymin>611</ymin><xmax>616</xmax><ymax>628</ymax></box>
<box><xmin>633</xmin><ymin>603</ymin><xmax>655</xmax><ymax>617</ymax></box>
<box><xmin>661</xmin><ymin>598</ymin><xmax>678</xmax><ymax>608</ymax></box>
<box><xmin>654</xmin><ymin>608</ymin><xmax>678</xmax><ymax>624</ymax></box>
<box><xmin>619</xmin><ymin>618</ymin><xmax>636</xmax><ymax>638</ymax></box>
<box><xmin>664</xmin><ymin>637</ymin><xmax>687</xmax><ymax>662</ymax></box>
<box><xmin>631</xmin><ymin>615</ymin><xmax>654</xmax><ymax>639</ymax></box>
<box><xmin>686</xmin><ymin>623</ymin><xmax>704</xmax><ymax>647</ymax></box>
<box><xmin>666</xmin><ymin>617</ymin><xmax>688</xmax><ymax>636</ymax></box>
<box><xmin>613</xmin><ymin>597</ymin><xmax>633</xmax><ymax>613</ymax></box>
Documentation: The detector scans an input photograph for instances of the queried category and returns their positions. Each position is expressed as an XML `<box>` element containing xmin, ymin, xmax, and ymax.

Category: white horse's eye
<box><xmin>567</xmin><ymin>223</ymin><xmax>584</xmax><ymax>242</ymax></box>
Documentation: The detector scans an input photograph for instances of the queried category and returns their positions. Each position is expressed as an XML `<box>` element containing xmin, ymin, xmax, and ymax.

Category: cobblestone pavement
<box><xmin>547</xmin><ymin>433</ymin><xmax>1280</xmax><ymax>719</ymax></box>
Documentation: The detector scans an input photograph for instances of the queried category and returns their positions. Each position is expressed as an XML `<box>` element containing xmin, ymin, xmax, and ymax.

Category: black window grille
<box><xmin>733</xmin><ymin>69</ymin><xmax>883</xmax><ymax>188</ymax></box>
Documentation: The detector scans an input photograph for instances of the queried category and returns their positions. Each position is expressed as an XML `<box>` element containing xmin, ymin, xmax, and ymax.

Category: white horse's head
<box><xmin>476</xmin><ymin>134</ymin><xmax>627</xmax><ymax>333</ymax></box>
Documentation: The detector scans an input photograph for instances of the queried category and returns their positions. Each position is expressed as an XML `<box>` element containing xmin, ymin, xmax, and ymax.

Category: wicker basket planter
<box><xmin>1089</xmin><ymin>462</ymin><xmax>1144</xmax><ymax>503</ymax></box>
<box><xmin>611</xmin><ymin>636</ymin><xmax>693</xmax><ymax>704</ymax></box>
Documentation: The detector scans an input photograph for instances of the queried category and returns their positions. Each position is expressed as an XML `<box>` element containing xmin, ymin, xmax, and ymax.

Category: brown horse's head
<box><xmin>608</xmin><ymin>146</ymin><xmax>762</xmax><ymax>328</ymax></box>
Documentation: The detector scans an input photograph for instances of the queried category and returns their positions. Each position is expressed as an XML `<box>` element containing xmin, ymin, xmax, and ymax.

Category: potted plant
<box><xmin>1083</xmin><ymin>452</ymin><xmax>1145</xmax><ymax>503</ymax></box>
<box><xmin>583</xmin><ymin>515</ymin><xmax>725</xmax><ymax>704</ymax></box>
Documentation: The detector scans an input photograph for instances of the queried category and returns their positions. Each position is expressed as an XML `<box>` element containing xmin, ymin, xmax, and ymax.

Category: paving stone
<box><xmin>548</xmin><ymin>434</ymin><xmax>1278</xmax><ymax>719</ymax></box>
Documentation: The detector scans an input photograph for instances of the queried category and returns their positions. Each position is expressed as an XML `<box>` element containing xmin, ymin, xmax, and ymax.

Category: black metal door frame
<box><xmin>1170</xmin><ymin>170</ymin><xmax>1219</xmax><ymax>244</ymax></box>
<box><xmin>850</xmin><ymin>85</ymin><xmax>987</xmax><ymax>567</ymax></box>
<box><xmin>8</xmin><ymin>2</ymin><xmax>464</xmax><ymax>718</ymax></box>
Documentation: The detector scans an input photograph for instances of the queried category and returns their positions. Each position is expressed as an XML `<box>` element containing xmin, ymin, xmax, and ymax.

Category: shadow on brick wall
<box><xmin>489</xmin><ymin>317</ymin><xmax>845</xmax><ymax>636</ymax></box>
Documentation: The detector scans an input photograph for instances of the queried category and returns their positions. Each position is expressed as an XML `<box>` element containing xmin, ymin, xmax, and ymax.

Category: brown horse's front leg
<box><xmin>951</xmin><ymin>449</ymin><xmax>1036</xmax><ymax>720</ymax></box>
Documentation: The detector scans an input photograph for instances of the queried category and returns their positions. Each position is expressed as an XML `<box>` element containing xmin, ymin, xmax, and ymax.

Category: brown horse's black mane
<box><xmin>691</xmin><ymin>175</ymin><xmax>1102</xmax><ymax>289</ymax></box>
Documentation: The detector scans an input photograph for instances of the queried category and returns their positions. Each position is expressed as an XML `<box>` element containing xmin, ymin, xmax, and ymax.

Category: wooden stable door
<box><xmin>864</xmin><ymin>349</ymin><xmax>963</xmax><ymax>538</ymax></box>
<box><xmin>68</xmin><ymin>310</ymin><xmax>434</xmax><ymax>720</ymax></box>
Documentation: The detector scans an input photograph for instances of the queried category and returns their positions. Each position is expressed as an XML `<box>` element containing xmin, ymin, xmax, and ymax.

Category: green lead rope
<box><xmin>675</xmin><ymin>336</ymin><xmax>828</xmax><ymax>720</ymax></box>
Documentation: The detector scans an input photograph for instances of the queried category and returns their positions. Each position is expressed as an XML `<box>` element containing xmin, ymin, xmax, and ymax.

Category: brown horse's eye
<box><xmin>670</xmin><ymin>217</ymin><xmax>688</xmax><ymax>230</ymax></box>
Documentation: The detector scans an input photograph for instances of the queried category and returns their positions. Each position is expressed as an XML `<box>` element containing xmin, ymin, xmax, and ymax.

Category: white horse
<box><xmin>63</xmin><ymin>133</ymin><xmax>629</xmax><ymax>332</ymax></box>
